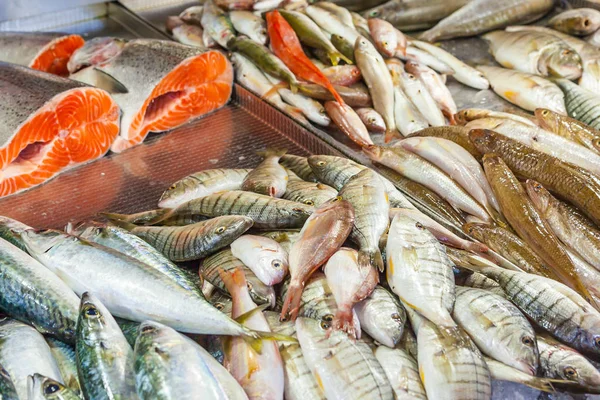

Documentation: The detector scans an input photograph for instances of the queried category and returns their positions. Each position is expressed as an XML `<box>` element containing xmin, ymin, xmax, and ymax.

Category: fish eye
<box><xmin>169</xmin><ymin>184</ymin><xmax>176</xmax><ymax>190</ymax></box>
<box><xmin>584</xmin><ymin>19</ymin><xmax>591</xmax><ymax>27</ymax></box>
<box><xmin>369</xmin><ymin>11</ymin><xmax>379</xmax><ymax>17</ymax></box>
<box><xmin>415</xmin><ymin>222</ymin><xmax>424</xmax><ymax>229</ymax></box>
<box><xmin>247</xmin><ymin>281</ymin><xmax>254</xmax><ymax>291</ymax></box>
<box><xmin>521</xmin><ymin>336</ymin><xmax>534</xmax><ymax>346</ymax></box>
<box><xmin>280</xmin><ymin>315</ymin><xmax>289</xmax><ymax>322</ymax></box>
<box><xmin>594</xmin><ymin>336</ymin><xmax>600</xmax><ymax>348</ymax></box>
<box><xmin>215</xmin><ymin>226</ymin><xmax>226</xmax><ymax>234</ymax></box>
<box><xmin>320</xmin><ymin>320</ymin><xmax>331</xmax><ymax>330</ymax></box>
<box><xmin>304</xmin><ymin>200</ymin><xmax>314</xmax><ymax>206</ymax></box>
<box><xmin>84</xmin><ymin>305</ymin><xmax>99</xmax><ymax>318</ymax></box>
<box><xmin>391</xmin><ymin>313</ymin><xmax>402</xmax><ymax>321</ymax></box>
<box><xmin>564</xmin><ymin>366</ymin><xmax>578</xmax><ymax>378</ymax></box>
<box><xmin>542</xmin><ymin>110</ymin><xmax>549</xmax><ymax>116</ymax></box>
<box><xmin>322</xmin><ymin>314</ymin><xmax>334</xmax><ymax>322</ymax></box>
<box><xmin>214</xmin><ymin>303</ymin><xmax>224</xmax><ymax>311</ymax></box>
<box><xmin>141</xmin><ymin>325</ymin><xmax>156</xmax><ymax>334</ymax></box>
<box><xmin>317</xmin><ymin>161</ymin><xmax>326</xmax><ymax>167</ymax></box>
<box><xmin>44</xmin><ymin>383</ymin><xmax>61</xmax><ymax>395</ymax></box>
<box><xmin>272</xmin><ymin>260</ymin><xmax>283</xmax><ymax>269</ymax></box>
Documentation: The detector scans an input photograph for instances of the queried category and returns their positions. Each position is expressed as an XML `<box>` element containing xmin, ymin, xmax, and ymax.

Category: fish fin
<box><xmin>242</xmin><ymin>329</ymin><xmax>298</xmax><ymax>354</ymax></box>
<box><xmin>520</xmin><ymin>378</ymin><xmax>574</xmax><ymax>393</ymax></box>
<box><xmin>280</xmin><ymin>280</ymin><xmax>302</xmax><ymax>321</ymax></box>
<box><xmin>359</xmin><ymin>247</ymin><xmax>384</xmax><ymax>272</ymax></box>
<box><xmin>384</xmin><ymin>128</ymin><xmax>399</xmax><ymax>144</ymax></box>
<box><xmin>263</xmin><ymin>82</ymin><xmax>289</xmax><ymax>99</ymax></box>
<box><xmin>329</xmin><ymin>50</ymin><xmax>353</xmax><ymax>66</ymax></box>
<box><xmin>217</xmin><ymin>267</ymin><xmax>248</xmax><ymax>296</ymax></box>
<box><xmin>443</xmin><ymin>109</ymin><xmax>457</xmax><ymax>125</ymax></box>
<box><xmin>256</xmin><ymin>147</ymin><xmax>288</xmax><ymax>158</ymax></box>
<box><xmin>100</xmin><ymin>214</ymin><xmax>137</xmax><ymax>231</ymax></box>
<box><xmin>235</xmin><ymin>304</ymin><xmax>270</xmax><ymax>324</ymax></box>
<box><xmin>333</xmin><ymin>308</ymin><xmax>358</xmax><ymax>339</ymax></box>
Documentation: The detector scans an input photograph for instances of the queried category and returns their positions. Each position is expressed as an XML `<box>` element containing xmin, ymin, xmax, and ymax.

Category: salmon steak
<box><xmin>0</xmin><ymin>32</ymin><xmax>84</xmax><ymax>76</ymax></box>
<box><xmin>0</xmin><ymin>63</ymin><xmax>120</xmax><ymax>197</ymax></box>
<box><xmin>94</xmin><ymin>39</ymin><xmax>233</xmax><ymax>153</ymax></box>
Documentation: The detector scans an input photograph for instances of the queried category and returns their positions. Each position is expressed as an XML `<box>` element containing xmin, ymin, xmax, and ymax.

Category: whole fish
<box><xmin>484</xmin><ymin>357</ymin><xmax>563</xmax><ymax>393</ymax></box>
<box><xmin>296</xmin><ymin>317</ymin><xmax>393</xmax><ymax>400</ymax></box>
<box><xmin>305</xmin><ymin>5</ymin><xmax>362</xmax><ymax>47</ymax></box>
<box><xmin>0</xmin><ymin>238</ymin><xmax>80</xmax><ymax>343</ymax></box>
<box><xmin>158</xmin><ymin>168</ymin><xmax>250</xmax><ymax>208</ymax></box>
<box><xmin>279</xmin><ymin>9</ymin><xmax>351</xmax><ymax>66</ymax></box>
<box><xmin>267</xmin><ymin>81</ymin><xmax>331</xmax><ymax>126</ymax></box>
<box><xmin>420</xmin><ymin>0</ymin><xmax>554</xmax><ymax>42</ymax></box>
<box><xmin>477</xmin><ymin>65</ymin><xmax>566</xmax><ymax>114</ymax></box>
<box><xmin>362</xmin><ymin>0</ymin><xmax>470</xmax><ymax>31</ymax></box>
<box><xmin>526</xmin><ymin>180</ymin><xmax>600</xmax><ymax>271</ymax></box>
<box><xmin>220</xmin><ymin>268</ymin><xmax>285</xmax><ymax>400</ymax></box>
<box><xmin>297</xmin><ymin>82</ymin><xmax>372</xmax><ymax>107</ymax></box>
<box><xmin>157</xmin><ymin>190</ymin><xmax>314</xmax><ymax>229</ymax></box>
<box><xmin>405</xmin><ymin>61</ymin><xmax>457</xmax><ymax>122</ymax></box>
<box><xmin>414</xmin><ymin>314</ymin><xmax>492</xmax><ymax>400</ymax></box>
<box><xmin>0</xmin><ymin>319</ymin><xmax>63</xmax><ymax>400</ymax></box>
<box><xmin>280</xmin><ymin>154</ymin><xmax>317</xmax><ymax>182</ymax></box>
<box><xmin>407</xmin><ymin>125</ymin><xmax>482</xmax><ymax>158</ymax></box>
<box><xmin>230</xmin><ymin>234</ymin><xmax>289</xmax><ymax>285</ymax></box>
<box><xmin>391</xmin><ymin>81</ymin><xmax>429</xmax><ymax>137</ymax></box>
<box><xmin>339</xmin><ymin>169</ymin><xmax>389</xmax><ymax>272</ymax></box>
<box><xmin>397</xmin><ymin>71</ymin><xmax>445</xmax><ymax>127</ymax></box>
<box><xmin>171</xmin><ymin>24</ymin><xmax>206</xmax><ymax>48</ymax></box>
<box><xmin>324</xmin><ymin>248</ymin><xmax>378</xmax><ymax>337</ymax></box>
<box><xmin>282</xmin><ymin>174</ymin><xmax>337</xmax><ymax>206</ymax></box>
<box><xmin>535</xmin><ymin>108</ymin><xmax>600</xmax><ymax>153</ymax></box>
<box><xmin>364</xmin><ymin>145</ymin><xmax>491</xmax><ymax>221</ymax></box>
<box><xmin>549</xmin><ymin>8</ymin><xmax>600</xmax><ymax>36</ymax></box>
<box><xmin>242</xmin><ymin>148</ymin><xmax>289</xmax><ymax>197</ymax></box>
<box><xmin>46</xmin><ymin>338</ymin><xmax>81</xmax><ymax>397</ymax></box>
<box><xmin>110</xmin><ymin>216</ymin><xmax>253</xmax><ymax>262</ymax></box>
<box><xmin>368</xmin><ymin>18</ymin><xmax>406</xmax><ymax>57</ymax></box>
<box><xmin>201</xmin><ymin>248</ymin><xmax>276</xmax><ymax>307</ymax></box>
<box><xmin>482</xmin><ymin>154</ymin><xmax>591</xmax><ymax>301</ymax></box>
<box><xmin>399</xmin><ymin>46</ymin><xmax>454</xmax><ymax>75</ymax></box>
<box><xmin>411</xmin><ymin>40</ymin><xmax>490</xmax><ymax>90</ymax></box>
<box><xmin>314</xmin><ymin>2</ymin><xmax>354</xmax><ymax>25</ymax></box>
<box><xmin>201</xmin><ymin>0</ymin><xmax>236</xmax><ymax>48</ymax></box>
<box><xmin>75</xmin><ymin>293</ymin><xmax>137</xmax><ymax>400</ymax></box>
<box><xmin>322</xmin><ymin>65</ymin><xmax>362</xmax><ymax>86</ymax></box>
<box><xmin>330</xmin><ymin>35</ymin><xmax>356</xmax><ymax>64</ymax></box>
<box><xmin>281</xmin><ymin>198</ymin><xmax>354</xmax><ymax>320</ymax></box>
<box><xmin>22</xmin><ymin>230</ymin><xmax>263</xmax><ymax>338</ymax></box>
<box><xmin>537</xmin><ymin>334</ymin><xmax>600</xmax><ymax>388</ymax></box>
<box><xmin>555</xmin><ymin>77</ymin><xmax>600</xmax><ymax>130</ymax></box>
<box><xmin>463</xmin><ymin>222</ymin><xmax>555</xmax><ymax>278</ymax></box>
<box><xmin>229</xmin><ymin>36</ymin><xmax>299</xmax><ymax>91</ymax></box>
<box><xmin>324</xmin><ymin>101</ymin><xmax>374</xmax><ymax>147</ymax></box>
<box><xmin>354</xmin><ymin>286</ymin><xmax>406</xmax><ymax>348</ymax></box>
<box><xmin>230</xmin><ymin>11</ymin><xmax>267</xmax><ymax>44</ymax></box>
<box><xmin>374</xmin><ymin>346</ymin><xmax>426</xmax><ymax>399</ymax></box>
<box><xmin>355</xmin><ymin>107</ymin><xmax>386</xmax><ymax>133</ymax></box>
<box><xmin>455</xmin><ymin>108</ymin><xmax>537</xmax><ymax>127</ymax></box>
<box><xmin>264</xmin><ymin>312</ymin><xmax>326</xmax><ymax>400</ymax></box>
<box><xmin>463</xmin><ymin>260</ymin><xmax>600</xmax><ymax>358</ymax></box>
<box><xmin>133</xmin><ymin>321</ymin><xmax>230</xmax><ymax>400</ymax></box>
<box><xmin>68</xmin><ymin>222</ymin><xmax>201</xmax><ymax>293</ymax></box>
<box><xmin>453</xmin><ymin>286</ymin><xmax>538</xmax><ymax>374</ymax></box>
<box><xmin>483</xmin><ymin>30</ymin><xmax>582</xmax><ymax>79</ymax></box>
<box><xmin>386</xmin><ymin>213</ymin><xmax>456</xmax><ymax>327</ymax></box>
<box><xmin>355</xmin><ymin>37</ymin><xmax>398</xmax><ymax>142</ymax></box>
<box><xmin>28</xmin><ymin>374</ymin><xmax>79</xmax><ymax>400</ymax></box>
<box><xmin>466</xmin><ymin>117</ymin><xmax>600</xmax><ymax>176</ymax></box>
<box><xmin>469</xmin><ymin>128</ymin><xmax>600</xmax><ymax>231</ymax></box>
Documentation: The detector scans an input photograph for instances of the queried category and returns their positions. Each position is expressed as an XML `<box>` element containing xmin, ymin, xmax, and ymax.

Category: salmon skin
<box><xmin>0</xmin><ymin>32</ymin><xmax>84</xmax><ymax>76</ymax></box>
<box><xmin>95</xmin><ymin>39</ymin><xmax>233</xmax><ymax>153</ymax></box>
<box><xmin>0</xmin><ymin>63</ymin><xmax>120</xmax><ymax>197</ymax></box>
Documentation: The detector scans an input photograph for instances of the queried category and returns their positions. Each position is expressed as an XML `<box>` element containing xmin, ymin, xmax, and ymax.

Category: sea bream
<box><xmin>95</xmin><ymin>39</ymin><xmax>233</xmax><ymax>153</ymax></box>
<box><xmin>0</xmin><ymin>32</ymin><xmax>84</xmax><ymax>76</ymax></box>
<box><xmin>0</xmin><ymin>63</ymin><xmax>120</xmax><ymax>197</ymax></box>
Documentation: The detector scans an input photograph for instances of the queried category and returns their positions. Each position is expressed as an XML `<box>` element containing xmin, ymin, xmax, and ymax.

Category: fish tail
<box><xmin>218</xmin><ymin>267</ymin><xmax>247</xmax><ymax>294</ymax></box>
<box><xmin>333</xmin><ymin>308</ymin><xmax>358</xmax><ymax>339</ymax></box>
<box><xmin>280</xmin><ymin>280</ymin><xmax>302</xmax><ymax>321</ymax></box>
<box><xmin>100</xmin><ymin>213</ymin><xmax>138</xmax><ymax>231</ymax></box>
<box><xmin>241</xmin><ymin>327</ymin><xmax>298</xmax><ymax>353</ymax></box>
<box><xmin>256</xmin><ymin>147</ymin><xmax>288</xmax><ymax>158</ymax></box>
<box><xmin>263</xmin><ymin>82</ymin><xmax>289</xmax><ymax>100</ymax></box>
<box><xmin>143</xmin><ymin>209</ymin><xmax>176</xmax><ymax>226</ymax></box>
<box><xmin>359</xmin><ymin>247</ymin><xmax>384</xmax><ymax>272</ymax></box>
<box><xmin>327</xmin><ymin>83</ymin><xmax>345</xmax><ymax>105</ymax></box>
<box><xmin>443</xmin><ymin>109</ymin><xmax>457</xmax><ymax>125</ymax></box>
<box><xmin>328</xmin><ymin>50</ymin><xmax>353</xmax><ymax>66</ymax></box>
<box><xmin>384</xmin><ymin>127</ymin><xmax>399</xmax><ymax>143</ymax></box>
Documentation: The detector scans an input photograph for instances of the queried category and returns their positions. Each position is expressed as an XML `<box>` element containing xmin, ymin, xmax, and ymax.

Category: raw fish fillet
<box><xmin>0</xmin><ymin>63</ymin><xmax>120</xmax><ymax>197</ymax></box>
<box><xmin>0</xmin><ymin>32</ymin><xmax>84</xmax><ymax>76</ymax></box>
<box><xmin>95</xmin><ymin>39</ymin><xmax>233</xmax><ymax>153</ymax></box>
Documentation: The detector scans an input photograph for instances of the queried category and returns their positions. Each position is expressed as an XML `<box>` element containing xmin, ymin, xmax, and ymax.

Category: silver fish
<box><xmin>354</xmin><ymin>285</ymin><xmax>406</xmax><ymax>348</ymax></box>
<box><xmin>305</xmin><ymin>5</ymin><xmax>362</xmax><ymax>48</ymax></box>
<box><xmin>405</xmin><ymin>60</ymin><xmax>457</xmax><ymax>122</ymax></box>
<box><xmin>397</xmin><ymin>71</ymin><xmax>445</xmax><ymax>127</ymax></box>
<box><xmin>374</xmin><ymin>346</ymin><xmax>426</xmax><ymax>399</ymax></box>
<box><xmin>392</xmin><ymin>84</ymin><xmax>429</xmax><ymax>137</ymax></box>
<box><xmin>230</xmin><ymin>10</ymin><xmax>267</xmax><ymax>44</ymax></box>
<box><xmin>201</xmin><ymin>0</ymin><xmax>236</xmax><ymax>48</ymax></box>
<box><xmin>46</xmin><ymin>338</ymin><xmax>81</xmax><ymax>397</ymax></box>
<box><xmin>399</xmin><ymin>45</ymin><xmax>454</xmax><ymax>75</ymax></box>
<box><xmin>230</xmin><ymin>234</ymin><xmax>289</xmax><ymax>285</ymax></box>
<box><xmin>242</xmin><ymin>148</ymin><xmax>289</xmax><ymax>197</ymax></box>
<box><xmin>355</xmin><ymin>108</ymin><xmax>386</xmax><ymax>133</ymax></box>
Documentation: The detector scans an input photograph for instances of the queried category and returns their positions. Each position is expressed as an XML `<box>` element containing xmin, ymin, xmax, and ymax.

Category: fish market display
<box><xmin>0</xmin><ymin>32</ymin><xmax>84</xmax><ymax>76</ymax></box>
<box><xmin>0</xmin><ymin>63</ymin><xmax>120</xmax><ymax>197</ymax></box>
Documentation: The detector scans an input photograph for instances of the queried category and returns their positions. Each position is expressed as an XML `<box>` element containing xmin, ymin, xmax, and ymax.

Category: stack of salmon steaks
<box><xmin>0</xmin><ymin>32</ymin><xmax>234</xmax><ymax>197</ymax></box>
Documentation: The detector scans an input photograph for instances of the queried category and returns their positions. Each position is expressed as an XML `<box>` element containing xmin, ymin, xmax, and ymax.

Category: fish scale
<box><xmin>374</xmin><ymin>347</ymin><xmax>426</xmax><ymax>399</ymax></box>
<box><xmin>280</xmin><ymin>154</ymin><xmax>317</xmax><ymax>182</ymax></box>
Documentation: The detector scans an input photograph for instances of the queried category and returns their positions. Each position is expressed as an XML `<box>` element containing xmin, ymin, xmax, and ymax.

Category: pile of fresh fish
<box><xmin>3</xmin><ymin>130</ymin><xmax>600</xmax><ymax>398</ymax></box>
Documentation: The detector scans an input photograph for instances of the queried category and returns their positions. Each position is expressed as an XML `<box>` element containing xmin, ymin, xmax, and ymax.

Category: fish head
<box><xmin>468</xmin><ymin>129</ymin><xmax>498</xmax><ymax>154</ymax></box>
<box><xmin>534</xmin><ymin>108</ymin><xmax>558</xmax><ymax>131</ymax></box>
<box><xmin>554</xmin><ymin>351</ymin><xmax>600</xmax><ymax>387</ymax></box>
<box><xmin>257</xmin><ymin>252</ymin><xmax>289</xmax><ymax>284</ymax></box>
<box><xmin>524</xmin><ymin>180</ymin><xmax>552</xmax><ymax>215</ymax></box>
<box><xmin>246</xmin><ymin>275</ymin><xmax>277</xmax><ymax>308</ymax></box>
<box><xmin>544</xmin><ymin>47</ymin><xmax>583</xmax><ymax>81</ymax></box>
<box><xmin>209</xmin><ymin>293</ymin><xmax>233</xmax><ymax>317</ymax></box>
<box><xmin>157</xmin><ymin>179</ymin><xmax>193</xmax><ymax>208</ymax></box>
<box><xmin>76</xmin><ymin>292</ymin><xmax>119</xmax><ymax>344</ymax></box>
<box><xmin>27</xmin><ymin>374</ymin><xmax>72</xmax><ymax>400</ymax></box>
<box><xmin>21</xmin><ymin>229</ymin><xmax>72</xmax><ymax>257</ymax></box>
<box><xmin>135</xmin><ymin>320</ymin><xmax>177</xmax><ymax>359</ymax></box>
<box><xmin>208</xmin><ymin>215</ymin><xmax>254</xmax><ymax>243</ymax></box>
<box><xmin>361</xmin><ymin>145</ymin><xmax>385</xmax><ymax>162</ymax></box>
<box><xmin>510</xmin><ymin>333</ymin><xmax>540</xmax><ymax>376</ymax></box>
<box><xmin>454</xmin><ymin>109</ymin><xmax>486</xmax><ymax>126</ymax></box>
<box><xmin>307</xmin><ymin>155</ymin><xmax>339</xmax><ymax>177</ymax></box>
<box><xmin>462</xmin><ymin>222</ymin><xmax>489</xmax><ymax>241</ymax></box>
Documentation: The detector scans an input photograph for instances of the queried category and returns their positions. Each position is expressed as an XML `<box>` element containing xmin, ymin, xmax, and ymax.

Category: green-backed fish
<box><xmin>46</xmin><ymin>338</ymin><xmax>81</xmax><ymax>397</ymax></box>
<box><xmin>27</xmin><ymin>374</ymin><xmax>79</xmax><ymax>400</ymax></box>
<box><xmin>201</xmin><ymin>0</ymin><xmax>236</xmax><ymax>48</ymax></box>
<box><xmin>0</xmin><ymin>364</ymin><xmax>17</xmax><ymax>400</ymax></box>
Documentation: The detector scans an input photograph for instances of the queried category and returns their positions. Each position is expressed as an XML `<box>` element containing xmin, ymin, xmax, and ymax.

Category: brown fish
<box><xmin>481</xmin><ymin>154</ymin><xmax>592</xmax><ymax>303</ymax></box>
<box><xmin>535</xmin><ymin>108</ymin><xmax>600</xmax><ymax>154</ymax></box>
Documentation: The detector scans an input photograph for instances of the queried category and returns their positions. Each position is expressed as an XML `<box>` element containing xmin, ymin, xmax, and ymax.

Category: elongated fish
<box><xmin>324</xmin><ymin>101</ymin><xmax>374</xmax><ymax>147</ymax></box>
<box><xmin>455</xmin><ymin>108</ymin><xmax>537</xmax><ymax>127</ymax></box>
<box><xmin>477</xmin><ymin>65</ymin><xmax>565</xmax><ymax>114</ymax></box>
<box><xmin>98</xmin><ymin>40</ymin><xmax>232</xmax><ymax>153</ymax></box>
<box><xmin>386</xmin><ymin>214</ymin><xmax>456</xmax><ymax>327</ymax></box>
<box><xmin>21</xmin><ymin>230</ymin><xmax>263</xmax><ymax>338</ymax></box>
<box><xmin>535</xmin><ymin>108</ymin><xmax>600</xmax><ymax>153</ymax></box>
<box><xmin>76</xmin><ymin>293</ymin><xmax>137</xmax><ymax>400</ymax></box>
<box><xmin>392</xmin><ymin>85</ymin><xmax>429</xmax><ymax>137</ymax></box>
<box><xmin>0</xmin><ymin>63</ymin><xmax>119</xmax><ymax>197</ymax></box>
<box><xmin>305</xmin><ymin>5</ymin><xmax>362</xmax><ymax>48</ymax></box>
<box><xmin>0</xmin><ymin>238</ymin><xmax>80</xmax><ymax>343</ymax></box>
<box><xmin>405</xmin><ymin>61</ymin><xmax>457</xmax><ymax>121</ymax></box>
<box><xmin>549</xmin><ymin>8</ymin><xmax>600</xmax><ymax>36</ymax></box>
<box><xmin>362</xmin><ymin>0</ymin><xmax>469</xmax><ymax>31</ymax></box>
<box><xmin>420</xmin><ymin>0</ymin><xmax>554</xmax><ymax>42</ymax></box>
<box><xmin>0</xmin><ymin>32</ymin><xmax>84</xmax><ymax>76</ymax></box>
<box><xmin>46</xmin><ymin>338</ymin><xmax>81</xmax><ymax>397</ymax></box>
<box><xmin>374</xmin><ymin>347</ymin><xmax>426</xmax><ymax>399</ymax></box>
<box><xmin>355</xmin><ymin>108</ymin><xmax>386</xmax><ymax>133</ymax></box>
<box><xmin>407</xmin><ymin>125</ymin><xmax>482</xmax><ymax>158</ymax></box>
<box><xmin>296</xmin><ymin>317</ymin><xmax>393</xmax><ymax>400</ymax></box>
<box><xmin>0</xmin><ymin>319</ymin><xmax>63</xmax><ymax>400</ymax></box>
<box><xmin>397</xmin><ymin>71</ymin><xmax>445</xmax><ymax>127</ymax></box>
<box><xmin>282</xmin><ymin>173</ymin><xmax>337</xmax><ymax>206</ymax></box>
<box><xmin>297</xmin><ymin>82</ymin><xmax>372</xmax><ymax>107</ymax></box>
